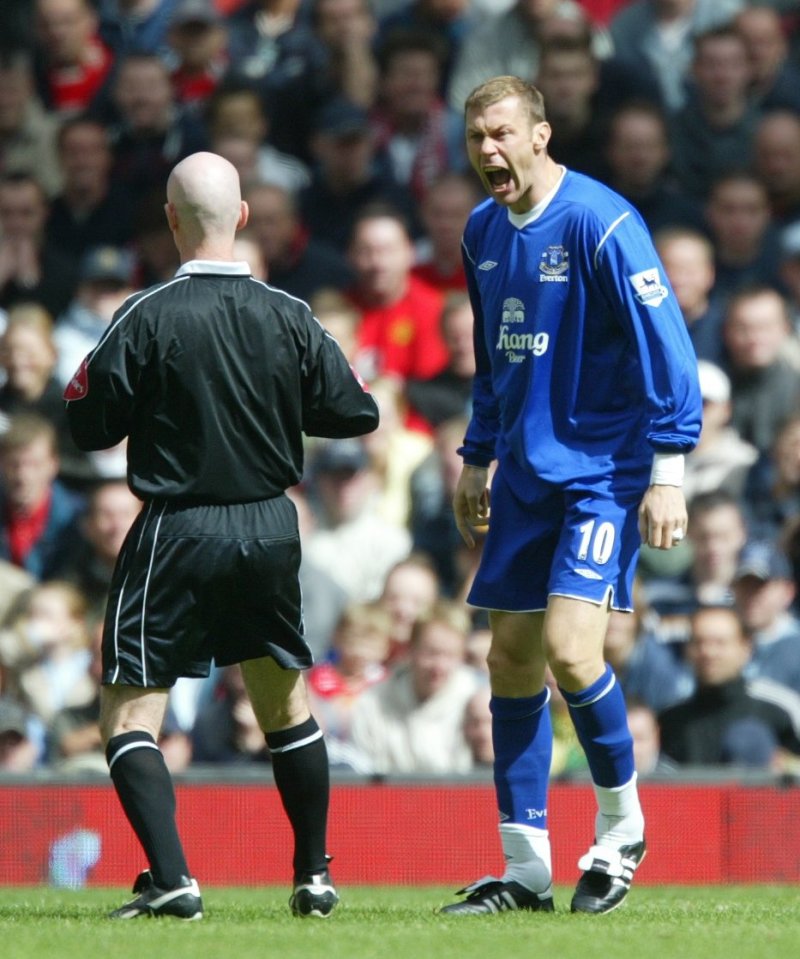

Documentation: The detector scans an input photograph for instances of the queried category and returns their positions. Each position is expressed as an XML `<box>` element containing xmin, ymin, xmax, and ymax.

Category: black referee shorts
<box><xmin>101</xmin><ymin>494</ymin><xmax>310</xmax><ymax>688</ymax></box>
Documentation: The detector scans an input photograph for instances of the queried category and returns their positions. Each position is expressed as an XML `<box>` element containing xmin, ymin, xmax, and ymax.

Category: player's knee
<box><xmin>486</xmin><ymin>643</ymin><xmax>538</xmax><ymax>684</ymax></box>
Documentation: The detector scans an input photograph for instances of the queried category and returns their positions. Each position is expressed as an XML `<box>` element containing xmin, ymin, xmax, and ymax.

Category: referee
<box><xmin>65</xmin><ymin>152</ymin><xmax>379</xmax><ymax>920</ymax></box>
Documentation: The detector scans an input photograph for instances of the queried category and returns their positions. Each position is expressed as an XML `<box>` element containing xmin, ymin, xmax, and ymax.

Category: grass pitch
<box><xmin>1</xmin><ymin>885</ymin><xmax>798</xmax><ymax>959</ymax></box>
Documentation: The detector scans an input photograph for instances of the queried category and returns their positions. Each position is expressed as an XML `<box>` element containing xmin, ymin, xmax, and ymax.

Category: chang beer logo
<box><xmin>496</xmin><ymin>297</ymin><xmax>550</xmax><ymax>363</ymax></box>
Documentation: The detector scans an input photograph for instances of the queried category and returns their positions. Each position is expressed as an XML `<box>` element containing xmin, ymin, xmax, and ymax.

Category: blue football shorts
<box><xmin>467</xmin><ymin>454</ymin><xmax>649</xmax><ymax>613</ymax></box>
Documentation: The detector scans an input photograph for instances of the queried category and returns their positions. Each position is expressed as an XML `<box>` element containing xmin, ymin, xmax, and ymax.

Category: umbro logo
<box><xmin>478</xmin><ymin>260</ymin><xmax>498</xmax><ymax>271</ymax></box>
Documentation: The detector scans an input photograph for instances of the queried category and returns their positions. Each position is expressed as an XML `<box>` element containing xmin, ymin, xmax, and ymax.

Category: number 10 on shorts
<box><xmin>577</xmin><ymin>520</ymin><xmax>615</xmax><ymax>565</ymax></box>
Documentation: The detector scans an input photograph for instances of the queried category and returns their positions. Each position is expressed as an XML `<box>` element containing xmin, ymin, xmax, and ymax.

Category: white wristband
<box><xmin>650</xmin><ymin>452</ymin><xmax>684</xmax><ymax>487</ymax></box>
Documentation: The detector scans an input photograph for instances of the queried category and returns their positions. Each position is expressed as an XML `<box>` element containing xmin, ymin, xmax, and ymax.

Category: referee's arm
<box><xmin>63</xmin><ymin>342</ymin><xmax>134</xmax><ymax>452</ymax></box>
<box><xmin>301</xmin><ymin>331</ymin><xmax>379</xmax><ymax>439</ymax></box>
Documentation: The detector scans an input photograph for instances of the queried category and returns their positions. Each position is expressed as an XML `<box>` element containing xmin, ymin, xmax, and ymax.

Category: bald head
<box><xmin>165</xmin><ymin>152</ymin><xmax>247</xmax><ymax>258</ymax></box>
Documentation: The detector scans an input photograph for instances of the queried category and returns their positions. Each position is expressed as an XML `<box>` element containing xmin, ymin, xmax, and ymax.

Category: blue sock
<box><xmin>560</xmin><ymin>664</ymin><xmax>634</xmax><ymax>788</ymax></box>
<box><xmin>491</xmin><ymin>690</ymin><xmax>552</xmax><ymax>829</ymax></box>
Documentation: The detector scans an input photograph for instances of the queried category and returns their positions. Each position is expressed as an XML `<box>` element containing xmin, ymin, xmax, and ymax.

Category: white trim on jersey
<box><xmin>592</xmin><ymin>212</ymin><xmax>630</xmax><ymax>270</ymax></box>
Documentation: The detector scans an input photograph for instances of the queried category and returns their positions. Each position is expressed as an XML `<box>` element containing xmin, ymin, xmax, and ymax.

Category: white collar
<box><xmin>507</xmin><ymin>166</ymin><xmax>567</xmax><ymax>230</ymax></box>
<box><xmin>175</xmin><ymin>260</ymin><xmax>252</xmax><ymax>276</ymax></box>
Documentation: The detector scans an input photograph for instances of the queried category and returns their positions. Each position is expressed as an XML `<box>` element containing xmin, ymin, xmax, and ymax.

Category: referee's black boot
<box><xmin>570</xmin><ymin>839</ymin><xmax>646</xmax><ymax>915</ymax></box>
<box><xmin>108</xmin><ymin>870</ymin><xmax>204</xmax><ymax>920</ymax></box>
<box><xmin>290</xmin><ymin>865</ymin><xmax>339</xmax><ymax>918</ymax></box>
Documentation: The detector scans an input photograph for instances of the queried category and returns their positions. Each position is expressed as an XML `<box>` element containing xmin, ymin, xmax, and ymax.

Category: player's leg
<box><xmin>241</xmin><ymin>655</ymin><xmax>338</xmax><ymax>918</ymax></box>
<box><xmin>545</xmin><ymin>485</ymin><xmax>647</xmax><ymax>914</ymax></box>
<box><xmin>442</xmin><ymin>462</ymin><xmax>559</xmax><ymax>915</ymax></box>
<box><xmin>101</xmin><ymin>685</ymin><xmax>202</xmax><ymax>920</ymax></box>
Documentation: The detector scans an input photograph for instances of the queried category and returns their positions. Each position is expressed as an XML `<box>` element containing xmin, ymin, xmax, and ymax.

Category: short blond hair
<box><xmin>465</xmin><ymin>76</ymin><xmax>546</xmax><ymax>127</ymax></box>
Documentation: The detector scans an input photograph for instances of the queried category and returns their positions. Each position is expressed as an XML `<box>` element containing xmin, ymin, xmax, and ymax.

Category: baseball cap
<box><xmin>734</xmin><ymin>541</ymin><xmax>792</xmax><ymax>583</ymax></box>
<box><xmin>697</xmin><ymin>360</ymin><xmax>730</xmax><ymax>404</ymax></box>
<box><xmin>314</xmin><ymin>99</ymin><xmax>370</xmax><ymax>139</ymax></box>
<box><xmin>171</xmin><ymin>0</ymin><xmax>220</xmax><ymax>26</ymax></box>
<box><xmin>79</xmin><ymin>246</ymin><xmax>135</xmax><ymax>286</ymax></box>
<box><xmin>312</xmin><ymin>439</ymin><xmax>369</xmax><ymax>475</ymax></box>
<box><xmin>0</xmin><ymin>699</ymin><xmax>27</xmax><ymax>737</ymax></box>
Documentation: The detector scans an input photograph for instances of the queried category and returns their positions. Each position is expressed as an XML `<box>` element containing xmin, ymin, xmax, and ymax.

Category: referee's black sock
<box><xmin>106</xmin><ymin>731</ymin><xmax>190</xmax><ymax>889</ymax></box>
<box><xmin>266</xmin><ymin>716</ymin><xmax>330</xmax><ymax>880</ymax></box>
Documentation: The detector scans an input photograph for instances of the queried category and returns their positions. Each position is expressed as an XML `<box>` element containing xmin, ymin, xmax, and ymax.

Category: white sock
<box><xmin>499</xmin><ymin>823</ymin><xmax>552</xmax><ymax>895</ymax></box>
<box><xmin>593</xmin><ymin>773</ymin><xmax>645</xmax><ymax>849</ymax></box>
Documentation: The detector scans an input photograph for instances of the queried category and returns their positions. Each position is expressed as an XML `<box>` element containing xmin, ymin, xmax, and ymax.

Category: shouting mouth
<box><xmin>484</xmin><ymin>166</ymin><xmax>512</xmax><ymax>191</ymax></box>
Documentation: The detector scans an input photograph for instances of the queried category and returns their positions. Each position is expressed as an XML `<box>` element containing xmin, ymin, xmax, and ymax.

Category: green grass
<box><xmin>0</xmin><ymin>885</ymin><xmax>798</xmax><ymax>959</ymax></box>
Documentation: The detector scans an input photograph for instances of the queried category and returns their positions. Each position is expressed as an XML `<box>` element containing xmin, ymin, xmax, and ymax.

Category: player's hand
<box><xmin>638</xmin><ymin>484</ymin><xmax>688</xmax><ymax>550</ymax></box>
<box><xmin>453</xmin><ymin>464</ymin><xmax>490</xmax><ymax>548</ymax></box>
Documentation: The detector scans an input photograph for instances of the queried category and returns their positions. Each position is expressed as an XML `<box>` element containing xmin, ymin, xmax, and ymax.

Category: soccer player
<box><xmin>64</xmin><ymin>152</ymin><xmax>379</xmax><ymax>920</ymax></box>
<box><xmin>442</xmin><ymin>76</ymin><xmax>701</xmax><ymax>916</ymax></box>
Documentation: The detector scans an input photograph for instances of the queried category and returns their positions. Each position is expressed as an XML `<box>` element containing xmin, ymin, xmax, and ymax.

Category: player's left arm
<box><xmin>594</xmin><ymin>210</ymin><xmax>702</xmax><ymax>549</ymax></box>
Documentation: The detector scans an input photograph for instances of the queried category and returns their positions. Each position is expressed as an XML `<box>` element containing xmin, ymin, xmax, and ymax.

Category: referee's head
<box><xmin>164</xmin><ymin>152</ymin><xmax>249</xmax><ymax>261</ymax></box>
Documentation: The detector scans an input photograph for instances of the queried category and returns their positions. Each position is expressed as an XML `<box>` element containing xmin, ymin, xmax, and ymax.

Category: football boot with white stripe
<box><xmin>439</xmin><ymin>877</ymin><xmax>555</xmax><ymax>916</ymax></box>
<box><xmin>570</xmin><ymin>839</ymin><xmax>646</xmax><ymax>914</ymax></box>
<box><xmin>290</xmin><ymin>867</ymin><xmax>339</xmax><ymax>918</ymax></box>
<box><xmin>108</xmin><ymin>870</ymin><xmax>203</xmax><ymax>920</ymax></box>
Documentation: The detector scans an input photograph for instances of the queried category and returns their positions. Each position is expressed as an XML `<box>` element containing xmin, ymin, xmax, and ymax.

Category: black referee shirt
<box><xmin>65</xmin><ymin>260</ymin><xmax>379</xmax><ymax>504</ymax></box>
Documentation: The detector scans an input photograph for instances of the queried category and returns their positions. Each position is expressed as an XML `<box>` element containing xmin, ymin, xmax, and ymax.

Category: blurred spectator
<box><xmin>205</xmin><ymin>80</ymin><xmax>311</xmax><ymax>194</ymax></box>
<box><xmin>299</xmin><ymin>97</ymin><xmax>413</xmax><ymax>250</ymax></box>
<box><xmin>683</xmin><ymin>360</ymin><xmax>758</xmax><ymax>504</ymax></box>
<box><xmin>734</xmin><ymin>4</ymin><xmax>800</xmax><ymax>113</ymax></box>
<box><xmin>98</xmin><ymin>0</ymin><xmax>180</xmax><ymax>58</ymax></box>
<box><xmin>658</xmin><ymin>603</ymin><xmax>800</xmax><ymax>767</ymax></box>
<box><xmin>704</xmin><ymin>171</ymin><xmax>782</xmax><ymax>302</ymax></box>
<box><xmin>33</xmin><ymin>0</ymin><xmax>115</xmax><ymax>116</ymax></box>
<box><xmin>408</xmin><ymin>415</ymin><xmax>469</xmax><ymax>595</ymax></box>
<box><xmin>0</xmin><ymin>581</ymin><xmax>94</xmax><ymax>725</ymax></box>
<box><xmin>349</xmin><ymin>600</ymin><xmax>482</xmax><ymax>774</ymax></box>
<box><xmin>312</xmin><ymin>0</ymin><xmax>379</xmax><ymax>108</ymax></box>
<box><xmin>361</xmin><ymin>377</ymin><xmax>433</xmax><ymax>524</ymax></box>
<box><xmin>602</xmin><ymin>100</ymin><xmax>705</xmax><ymax>233</ymax></box>
<box><xmin>412</xmin><ymin>172</ymin><xmax>480</xmax><ymax>295</ymax></box>
<box><xmin>309</xmin><ymin>288</ymin><xmax>359</xmax><ymax>363</ymax></box>
<box><xmin>377</xmin><ymin>0</ymin><xmax>476</xmax><ymax>97</ymax></box>
<box><xmin>166</xmin><ymin>0</ymin><xmax>229</xmax><ymax>109</ymax></box>
<box><xmin>307</xmin><ymin>601</ymin><xmax>390</xmax><ymax>760</ymax></box>
<box><xmin>129</xmin><ymin>187</ymin><xmax>181</xmax><ymax>284</ymax></box>
<box><xmin>733</xmin><ymin>539</ymin><xmax>800</xmax><ymax>697</ymax></box>
<box><xmin>109</xmin><ymin>52</ymin><xmax>209</xmax><ymax>206</ymax></box>
<box><xmin>463</xmin><ymin>684</ymin><xmax>493</xmax><ymax>768</ymax></box>
<box><xmin>0</xmin><ymin>561</ymin><xmax>34</xmax><ymax>628</ymax></box>
<box><xmin>47</xmin><ymin>118</ymin><xmax>136</xmax><ymax>264</ymax></box>
<box><xmin>743</xmin><ymin>414</ymin><xmax>800</xmax><ymax>542</ymax></box>
<box><xmin>244</xmin><ymin>182</ymin><xmax>353</xmax><ymax>300</ymax></box>
<box><xmin>0</xmin><ymin>49</ymin><xmax>63</xmax><ymax>198</ymax></box>
<box><xmin>753</xmin><ymin>109</ymin><xmax>800</xmax><ymax>226</ymax></box>
<box><xmin>640</xmin><ymin>489</ymin><xmax>747</xmax><ymax>632</ymax></box>
<box><xmin>654</xmin><ymin>226</ymin><xmax>725</xmax><ymax>366</ymax></box>
<box><xmin>405</xmin><ymin>292</ymin><xmax>475</xmax><ymax>430</ymax></box>
<box><xmin>59</xmin><ymin>480</ymin><xmax>142</xmax><ymax>619</ymax></box>
<box><xmin>0</xmin><ymin>414</ymin><xmax>85</xmax><ymax>580</ymax></box>
<box><xmin>347</xmin><ymin>205</ymin><xmax>448</xmax><ymax>383</ymax></box>
<box><xmin>377</xmin><ymin>553</ymin><xmax>441</xmax><ymax>664</ymax></box>
<box><xmin>0</xmin><ymin>302</ymin><xmax>91</xmax><ymax>485</ymax></box>
<box><xmin>465</xmin><ymin>626</ymin><xmax>491</xmax><ymax>675</ymax></box>
<box><xmin>54</xmin><ymin>245</ymin><xmax>138</xmax><ymax>390</ymax></box>
<box><xmin>447</xmin><ymin>0</ymin><xmax>596</xmax><ymax>114</ymax></box>
<box><xmin>231</xmin><ymin>233</ymin><xmax>267</xmax><ymax>279</ymax></box>
<box><xmin>370</xmin><ymin>30</ymin><xmax>466</xmax><ymax>206</ymax></box>
<box><xmin>304</xmin><ymin>438</ymin><xmax>411</xmax><ymax>602</ymax></box>
<box><xmin>225</xmin><ymin>0</ymin><xmax>328</xmax><ymax>161</ymax></box>
<box><xmin>191</xmin><ymin>664</ymin><xmax>269</xmax><ymax>763</ymax></box>
<box><xmin>0</xmin><ymin>173</ymin><xmax>78</xmax><ymax>318</ymax></box>
<box><xmin>603</xmin><ymin>606</ymin><xmax>693</xmax><ymax>713</ymax></box>
<box><xmin>608</xmin><ymin>0</ymin><xmax>745</xmax><ymax>113</ymax></box>
<box><xmin>722</xmin><ymin>285</ymin><xmax>800</xmax><ymax>455</ymax></box>
<box><xmin>670</xmin><ymin>25</ymin><xmax>759</xmax><ymax>200</ymax></box>
<box><xmin>780</xmin><ymin>222</ymin><xmax>800</xmax><ymax>328</ymax></box>
<box><xmin>0</xmin><ymin>697</ymin><xmax>38</xmax><ymax>771</ymax></box>
<box><xmin>535</xmin><ymin>35</ymin><xmax>606</xmax><ymax>179</ymax></box>
<box><xmin>626</xmin><ymin>699</ymin><xmax>676</xmax><ymax>776</ymax></box>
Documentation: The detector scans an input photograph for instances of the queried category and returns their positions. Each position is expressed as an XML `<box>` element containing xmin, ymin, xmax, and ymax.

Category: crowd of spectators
<box><xmin>2</xmin><ymin>0</ymin><xmax>800</xmax><ymax>780</ymax></box>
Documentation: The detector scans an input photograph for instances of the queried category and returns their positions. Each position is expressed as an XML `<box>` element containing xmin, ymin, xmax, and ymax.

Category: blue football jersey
<box><xmin>460</xmin><ymin>169</ymin><xmax>702</xmax><ymax>482</ymax></box>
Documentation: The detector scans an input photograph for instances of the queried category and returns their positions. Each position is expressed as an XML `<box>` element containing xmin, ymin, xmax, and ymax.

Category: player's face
<box><xmin>466</xmin><ymin>95</ymin><xmax>545</xmax><ymax>214</ymax></box>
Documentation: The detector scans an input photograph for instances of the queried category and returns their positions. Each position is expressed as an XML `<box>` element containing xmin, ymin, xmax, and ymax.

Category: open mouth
<box><xmin>484</xmin><ymin>167</ymin><xmax>512</xmax><ymax>189</ymax></box>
